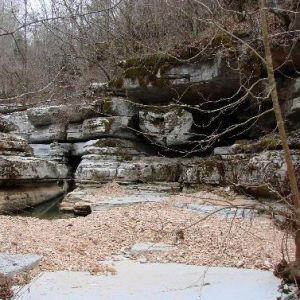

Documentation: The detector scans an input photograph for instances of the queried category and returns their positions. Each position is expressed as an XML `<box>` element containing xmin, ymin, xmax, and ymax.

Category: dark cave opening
<box><xmin>67</xmin><ymin>155</ymin><xmax>82</xmax><ymax>191</ymax></box>
<box><xmin>68</xmin><ymin>155</ymin><xmax>82</xmax><ymax>177</ymax></box>
<box><xmin>137</xmin><ymin>98</ymin><xmax>276</xmax><ymax>158</ymax></box>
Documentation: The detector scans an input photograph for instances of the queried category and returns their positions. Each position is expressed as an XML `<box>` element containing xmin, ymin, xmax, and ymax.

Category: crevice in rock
<box><xmin>67</xmin><ymin>155</ymin><xmax>82</xmax><ymax>178</ymax></box>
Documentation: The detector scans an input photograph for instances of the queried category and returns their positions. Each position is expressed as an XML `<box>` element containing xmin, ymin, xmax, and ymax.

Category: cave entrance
<box><xmin>68</xmin><ymin>155</ymin><xmax>82</xmax><ymax>176</ymax></box>
<box><xmin>67</xmin><ymin>154</ymin><xmax>82</xmax><ymax>191</ymax></box>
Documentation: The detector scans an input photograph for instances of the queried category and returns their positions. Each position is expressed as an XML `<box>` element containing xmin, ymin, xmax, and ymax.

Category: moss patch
<box><xmin>259</xmin><ymin>135</ymin><xmax>281</xmax><ymax>150</ymax></box>
<box><xmin>116</xmin><ymin>54</ymin><xmax>182</xmax><ymax>88</ymax></box>
<box><xmin>102</xmin><ymin>97</ymin><xmax>113</xmax><ymax>115</ymax></box>
<box><xmin>212</xmin><ymin>33</ymin><xmax>235</xmax><ymax>48</ymax></box>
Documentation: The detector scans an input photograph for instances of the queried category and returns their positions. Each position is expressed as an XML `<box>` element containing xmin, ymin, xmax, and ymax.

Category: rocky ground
<box><xmin>0</xmin><ymin>185</ymin><xmax>295</xmax><ymax>286</ymax></box>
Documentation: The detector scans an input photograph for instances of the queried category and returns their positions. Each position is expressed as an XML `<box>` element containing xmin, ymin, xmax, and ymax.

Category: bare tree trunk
<box><xmin>24</xmin><ymin>0</ymin><xmax>28</xmax><ymax>90</ymax></box>
<box><xmin>260</xmin><ymin>0</ymin><xmax>300</xmax><ymax>268</ymax></box>
<box><xmin>187</xmin><ymin>0</ymin><xmax>198</xmax><ymax>37</ymax></box>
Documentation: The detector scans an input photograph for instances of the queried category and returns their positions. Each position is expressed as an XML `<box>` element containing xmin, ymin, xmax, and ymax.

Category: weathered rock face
<box><xmin>66</xmin><ymin>116</ymin><xmax>136</xmax><ymax>141</ymax></box>
<box><xmin>75</xmin><ymin>138</ymin><xmax>152</xmax><ymax>184</ymax></box>
<box><xmin>0</xmin><ymin>119</ymin><xmax>70</xmax><ymax>212</ymax></box>
<box><xmin>109</xmin><ymin>54</ymin><xmax>241</xmax><ymax>104</ymax></box>
<box><xmin>27</xmin><ymin>105</ymin><xmax>99</xmax><ymax>127</ymax></box>
<box><xmin>76</xmin><ymin>155</ymin><xmax>180</xmax><ymax>185</ymax></box>
<box><xmin>180</xmin><ymin>150</ymin><xmax>300</xmax><ymax>198</ymax></box>
<box><xmin>30</xmin><ymin>124</ymin><xmax>67</xmax><ymax>143</ymax></box>
<box><xmin>0</xmin><ymin>133</ymin><xmax>33</xmax><ymax>156</ymax></box>
<box><xmin>0</xmin><ymin>185</ymin><xmax>64</xmax><ymax>212</ymax></box>
<box><xmin>82</xmin><ymin>116</ymin><xmax>134</xmax><ymax>140</ymax></box>
<box><xmin>93</xmin><ymin>97</ymin><xmax>138</xmax><ymax>117</ymax></box>
<box><xmin>2</xmin><ymin>102</ymin><xmax>138</xmax><ymax>144</ymax></box>
<box><xmin>0</xmin><ymin>155</ymin><xmax>69</xmax><ymax>182</ymax></box>
<box><xmin>2</xmin><ymin>110</ymin><xmax>34</xmax><ymax>140</ymax></box>
<box><xmin>139</xmin><ymin>107</ymin><xmax>194</xmax><ymax>146</ymax></box>
<box><xmin>2</xmin><ymin>53</ymin><xmax>300</xmax><ymax>214</ymax></box>
<box><xmin>27</xmin><ymin>105</ymin><xmax>68</xmax><ymax>127</ymax></box>
<box><xmin>72</xmin><ymin>136</ymin><xmax>299</xmax><ymax>200</ymax></box>
<box><xmin>59</xmin><ymin>138</ymin><xmax>300</xmax><ymax>212</ymax></box>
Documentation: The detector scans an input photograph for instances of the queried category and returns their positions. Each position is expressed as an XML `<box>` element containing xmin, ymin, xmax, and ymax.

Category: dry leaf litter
<box><xmin>0</xmin><ymin>183</ymin><xmax>295</xmax><ymax>284</ymax></box>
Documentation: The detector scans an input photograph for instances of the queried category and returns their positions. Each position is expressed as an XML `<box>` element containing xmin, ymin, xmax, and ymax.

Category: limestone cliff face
<box><xmin>1</xmin><ymin>54</ymin><xmax>300</xmax><ymax>213</ymax></box>
<box><xmin>0</xmin><ymin>115</ymin><xmax>69</xmax><ymax>213</ymax></box>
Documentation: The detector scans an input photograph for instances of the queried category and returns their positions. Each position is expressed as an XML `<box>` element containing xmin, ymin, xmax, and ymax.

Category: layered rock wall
<box><xmin>1</xmin><ymin>55</ymin><xmax>300</xmax><ymax>213</ymax></box>
<box><xmin>0</xmin><ymin>117</ymin><xmax>70</xmax><ymax>212</ymax></box>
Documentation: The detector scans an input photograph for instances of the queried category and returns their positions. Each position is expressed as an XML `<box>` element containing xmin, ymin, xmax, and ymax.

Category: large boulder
<box><xmin>139</xmin><ymin>107</ymin><xmax>193</xmax><ymax>146</ymax></box>
<box><xmin>83</xmin><ymin>138</ymin><xmax>144</xmax><ymax>156</ymax></box>
<box><xmin>180</xmin><ymin>157</ymin><xmax>223</xmax><ymax>186</ymax></box>
<box><xmin>76</xmin><ymin>155</ymin><xmax>180</xmax><ymax>184</ymax></box>
<box><xmin>76</xmin><ymin>155</ymin><xmax>119</xmax><ymax>183</ymax></box>
<box><xmin>27</xmin><ymin>105</ymin><xmax>100</xmax><ymax>127</ymax></box>
<box><xmin>67</xmin><ymin>117</ymin><xmax>136</xmax><ymax>141</ymax></box>
<box><xmin>82</xmin><ymin>117</ymin><xmax>131</xmax><ymax>139</ymax></box>
<box><xmin>5</xmin><ymin>105</ymin><xmax>137</xmax><ymax>143</ymax></box>
<box><xmin>27</xmin><ymin>105</ymin><xmax>68</xmax><ymax>127</ymax></box>
<box><xmin>221</xmin><ymin>151</ymin><xmax>300</xmax><ymax>197</ymax></box>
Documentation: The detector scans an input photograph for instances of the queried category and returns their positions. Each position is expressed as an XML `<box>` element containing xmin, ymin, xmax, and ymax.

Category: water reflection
<box><xmin>5</xmin><ymin>196</ymin><xmax>76</xmax><ymax>219</ymax></box>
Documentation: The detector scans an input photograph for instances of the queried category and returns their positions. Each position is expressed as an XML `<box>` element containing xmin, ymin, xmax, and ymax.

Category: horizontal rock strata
<box><xmin>0</xmin><ymin>117</ymin><xmax>70</xmax><ymax>212</ymax></box>
<box><xmin>1</xmin><ymin>55</ymin><xmax>300</xmax><ymax>213</ymax></box>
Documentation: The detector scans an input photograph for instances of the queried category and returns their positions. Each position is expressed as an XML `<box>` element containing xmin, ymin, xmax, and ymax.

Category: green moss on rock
<box><xmin>116</xmin><ymin>54</ymin><xmax>181</xmax><ymax>89</ymax></box>
<box><xmin>212</xmin><ymin>33</ymin><xmax>235</xmax><ymax>48</ymax></box>
<box><xmin>102</xmin><ymin>97</ymin><xmax>113</xmax><ymax>115</ymax></box>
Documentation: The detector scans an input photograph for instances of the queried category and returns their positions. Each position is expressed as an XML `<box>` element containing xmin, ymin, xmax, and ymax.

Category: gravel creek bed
<box><xmin>0</xmin><ymin>194</ymin><xmax>295</xmax><ymax>286</ymax></box>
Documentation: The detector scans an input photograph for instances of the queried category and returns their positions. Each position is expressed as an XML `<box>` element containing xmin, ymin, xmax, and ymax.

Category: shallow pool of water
<box><xmin>5</xmin><ymin>196</ymin><xmax>75</xmax><ymax>219</ymax></box>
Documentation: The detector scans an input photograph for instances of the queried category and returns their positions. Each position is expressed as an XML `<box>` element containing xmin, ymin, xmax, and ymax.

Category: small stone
<box><xmin>237</xmin><ymin>260</ymin><xmax>245</xmax><ymax>268</ymax></box>
<box><xmin>138</xmin><ymin>256</ymin><xmax>147</xmax><ymax>264</ymax></box>
<box><xmin>263</xmin><ymin>260</ymin><xmax>272</xmax><ymax>269</ymax></box>
<box><xmin>73</xmin><ymin>202</ymin><xmax>92</xmax><ymax>216</ymax></box>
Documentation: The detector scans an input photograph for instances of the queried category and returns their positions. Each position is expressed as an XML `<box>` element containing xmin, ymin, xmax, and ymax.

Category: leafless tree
<box><xmin>0</xmin><ymin>0</ymin><xmax>300</xmax><ymax>283</ymax></box>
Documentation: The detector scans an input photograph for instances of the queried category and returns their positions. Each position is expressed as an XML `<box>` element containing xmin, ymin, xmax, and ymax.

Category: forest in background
<box><xmin>0</xmin><ymin>0</ymin><xmax>299</xmax><ymax>101</ymax></box>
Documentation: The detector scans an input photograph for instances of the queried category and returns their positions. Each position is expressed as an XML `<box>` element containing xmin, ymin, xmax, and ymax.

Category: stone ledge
<box><xmin>0</xmin><ymin>253</ymin><xmax>42</xmax><ymax>277</ymax></box>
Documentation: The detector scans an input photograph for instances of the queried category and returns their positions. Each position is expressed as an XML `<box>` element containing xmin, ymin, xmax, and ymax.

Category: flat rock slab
<box><xmin>17</xmin><ymin>260</ymin><xmax>280</xmax><ymax>300</ymax></box>
<box><xmin>93</xmin><ymin>193</ymin><xmax>168</xmax><ymax>210</ymax></box>
<box><xmin>174</xmin><ymin>203</ymin><xmax>257</xmax><ymax>219</ymax></box>
<box><xmin>130</xmin><ymin>242</ymin><xmax>176</xmax><ymax>254</ymax></box>
<box><xmin>0</xmin><ymin>253</ymin><xmax>42</xmax><ymax>276</ymax></box>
